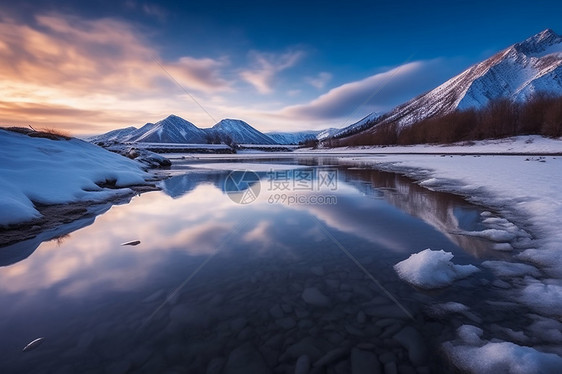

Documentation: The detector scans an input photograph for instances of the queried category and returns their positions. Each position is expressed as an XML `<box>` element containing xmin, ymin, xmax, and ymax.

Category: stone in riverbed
<box><xmin>282</xmin><ymin>337</ymin><xmax>324</xmax><ymax>361</ymax></box>
<box><xmin>276</xmin><ymin>317</ymin><xmax>297</xmax><ymax>330</ymax></box>
<box><xmin>206</xmin><ymin>357</ymin><xmax>225</xmax><ymax>374</ymax></box>
<box><xmin>229</xmin><ymin>317</ymin><xmax>248</xmax><ymax>332</ymax></box>
<box><xmin>269</xmin><ymin>304</ymin><xmax>285</xmax><ymax>319</ymax></box>
<box><xmin>311</xmin><ymin>265</ymin><xmax>325</xmax><ymax>276</ymax></box>
<box><xmin>356</xmin><ymin>311</ymin><xmax>367</xmax><ymax>324</ymax></box>
<box><xmin>363</xmin><ymin>304</ymin><xmax>409</xmax><ymax>319</ymax></box>
<box><xmin>224</xmin><ymin>343</ymin><xmax>271</xmax><ymax>374</ymax></box>
<box><xmin>302</xmin><ymin>287</ymin><xmax>331</xmax><ymax>307</ymax></box>
<box><xmin>314</xmin><ymin>347</ymin><xmax>349</xmax><ymax>367</ymax></box>
<box><xmin>392</xmin><ymin>326</ymin><xmax>427</xmax><ymax>366</ymax></box>
<box><xmin>350</xmin><ymin>348</ymin><xmax>381</xmax><ymax>374</ymax></box>
<box><xmin>294</xmin><ymin>355</ymin><xmax>311</xmax><ymax>374</ymax></box>
<box><xmin>384</xmin><ymin>361</ymin><xmax>398</xmax><ymax>374</ymax></box>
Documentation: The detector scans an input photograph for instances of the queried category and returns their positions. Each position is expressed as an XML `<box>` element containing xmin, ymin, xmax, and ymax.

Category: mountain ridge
<box><xmin>338</xmin><ymin>28</ymin><xmax>562</xmax><ymax>142</ymax></box>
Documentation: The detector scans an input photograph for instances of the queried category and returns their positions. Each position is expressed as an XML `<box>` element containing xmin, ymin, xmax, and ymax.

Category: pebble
<box><xmin>277</xmin><ymin>317</ymin><xmax>297</xmax><ymax>330</ymax></box>
<box><xmin>270</xmin><ymin>304</ymin><xmax>285</xmax><ymax>319</ymax></box>
<box><xmin>384</xmin><ymin>362</ymin><xmax>397</xmax><ymax>374</ymax></box>
<box><xmin>350</xmin><ymin>348</ymin><xmax>381</xmax><ymax>374</ymax></box>
<box><xmin>313</xmin><ymin>347</ymin><xmax>348</xmax><ymax>367</ymax></box>
<box><xmin>295</xmin><ymin>355</ymin><xmax>311</xmax><ymax>374</ymax></box>
<box><xmin>378</xmin><ymin>352</ymin><xmax>396</xmax><ymax>364</ymax></box>
<box><xmin>356</xmin><ymin>311</ymin><xmax>367</xmax><ymax>324</ymax></box>
<box><xmin>302</xmin><ymin>287</ymin><xmax>331</xmax><ymax>307</ymax></box>
<box><xmin>224</xmin><ymin>343</ymin><xmax>271</xmax><ymax>374</ymax></box>
<box><xmin>311</xmin><ymin>265</ymin><xmax>325</xmax><ymax>276</ymax></box>
<box><xmin>281</xmin><ymin>304</ymin><xmax>293</xmax><ymax>314</ymax></box>
<box><xmin>283</xmin><ymin>337</ymin><xmax>324</xmax><ymax>361</ymax></box>
<box><xmin>229</xmin><ymin>317</ymin><xmax>248</xmax><ymax>332</ymax></box>
<box><xmin>393</xmin><ymin>326</ymin><xmax>427</xmax><ymax>366</ymax></box>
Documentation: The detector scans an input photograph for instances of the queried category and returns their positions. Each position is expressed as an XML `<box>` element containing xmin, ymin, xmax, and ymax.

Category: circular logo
<box><xmin>224</xmin><ymin>170</ymin><xmax>261</xmax><ymax>204</ymax></box>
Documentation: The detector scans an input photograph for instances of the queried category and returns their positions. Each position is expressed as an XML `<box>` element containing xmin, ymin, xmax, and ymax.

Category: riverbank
<box><xmin>0</xmin><ymin>128</ymin><xmax>159</xmax><ymax>236</ymax></box>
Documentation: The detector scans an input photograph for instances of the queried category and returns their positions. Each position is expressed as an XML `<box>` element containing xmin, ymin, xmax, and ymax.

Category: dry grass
<box><xmin>3</xmin><ymin>126</ymin><xmax>72</xmax><ymax>140</ymax></box>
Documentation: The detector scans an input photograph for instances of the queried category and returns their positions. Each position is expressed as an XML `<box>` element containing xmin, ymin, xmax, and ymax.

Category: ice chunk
<box><xmin>394</xmin><ymin>249</ymin><xmax>479</xmax><ymax>289</ymax></box>
<box><xmin>457</xmin><ymin>325</ymin><xmax>483</xmax><ymax>345</ymax></box>
<box><xmin>459</xmin><ymin>229</ymin><xmax>516</xmax><ymax>242</ymax></box>
<box><xmin>444</xmin><ymin>341</ymin><xmax>562</xmax><ymax>373</ymax></box>
<box><xmin>482</xmin><ymin>261</ymin><xmax>540</xmax><ymax>278</ymax></box>
<box><xmin>520</xmin><ymin>279</ymin><xmax>562</xmax><ymax>316</ymax></box>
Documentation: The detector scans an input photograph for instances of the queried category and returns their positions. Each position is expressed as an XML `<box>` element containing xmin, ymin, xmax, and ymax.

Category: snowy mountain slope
<box><xmin>317</xmin><ymin>128</ymin><xmax>340</xmax><ymax>140</ymax></box>
<box><xmin>88</xmin><ymin>127</ymin><xmax>137</xmax><ymax>143</ymax></box>
<box><xmin>266</xmin><ymin>130</ymin><xmax>321</xmax><ymax>145</ymax></box>
<box><xmin>127</xmin><ymin>115</ymin><xmax>208</xmax><ymax>144</ymax></box>
<box><xmin>332</xmin><ymin>112</ymin><xmax>382</xmax><ymax>138</ymax></box>
<box><xmin>207</xmin><ymin>119</ymin><xmax>277</xmax><ymax>145</ymax></box>
<box><xmin>90</xmin><ymin>116</ymin><xmax>279</xmax><ymax>145</ymax></box>
<box><xmin>345</xmin><ymin>29</ymin><xmax>562</xmax><ymax>138</ymax></box>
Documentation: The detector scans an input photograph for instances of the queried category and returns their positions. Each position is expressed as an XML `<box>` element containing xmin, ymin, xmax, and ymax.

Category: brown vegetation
<box><xmin>3</xmin><ymin>126</ymin><xmax>72</xmax><ymax>140</ymax></box>
<box><xmin>342</xmin><ymin>94</ymin><xmax>562</xmax><ymax>146</ymax></box>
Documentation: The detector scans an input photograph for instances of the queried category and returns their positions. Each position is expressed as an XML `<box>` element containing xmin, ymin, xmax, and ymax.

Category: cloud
<box><xmin>141</xmin><ymin>3</ymin><xmax>168</xmax><ymax>21</ymax></box>
<box><xmin>306</xmin><ymin>72</ymin><xmax>332</xmax><ymax>89</ymax></box>
<box><xmin>240</xmin><ymin>49</ymin><xmax>304</xmax><ymax>94</ymax></box>
<box><xmin>279</xmin><ymin>59</ymin><xmax>460</xmax><ymax>121</ymax></box>
<box><xmin>0</xmin><ymin>13</ymin><xmax>232</xmax><ymax>133</ymax></box>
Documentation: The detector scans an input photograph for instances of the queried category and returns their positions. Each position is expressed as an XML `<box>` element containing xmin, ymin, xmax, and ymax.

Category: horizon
<box><xmin>1</xmin><ymin>1</ymin><xmax>562</xmax><ymax>136</ymax></box>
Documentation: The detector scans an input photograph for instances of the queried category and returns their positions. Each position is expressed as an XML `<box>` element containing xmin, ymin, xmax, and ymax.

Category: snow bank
<box><xmin>0</xmin><ymin>129</ymin><xmax>149</xmax><ymax>226</ymax></box>
<box><xmin>444</xmin><ymin>340</ymin><xmax>562</xmax><ymax>373</ymax></box>
<box><xmin>520</xmin><ymin>278</ymin><xmax>562</xmax><ymax>316</ymax></box>
<box><xmin>296</xmin><ymin>135</ymin><xmax>562</xmax><ymax>155</ymax></box>
<box><xmin>394</xmin><ymin>249</ymin><xmax>479</xmax><ymax>289</ymax></box>
<box><xmin>444</xmin><ymin>324</ymin><xmax>562</xmax><ymax>373</ymax></box>
<box><xmin>482</xmin><ymin>260</ymin><xmax>541</xmax><ymax>278</ymax></box>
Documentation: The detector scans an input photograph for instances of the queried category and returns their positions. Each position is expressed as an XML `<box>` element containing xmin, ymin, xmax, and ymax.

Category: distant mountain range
<box><xmin>91</xmin><ymin>29</ymin><xmax>562</xmax><ymax>148</ymax></box>
<box><xmin>90</xmin><ymin>115</ymin><xmax>336</xmax><ymax>146</ymax></box>
<box><xmin>339</xmin><ymin>29</ymin><xmax>562</xmax><ymax>142</ymax></box>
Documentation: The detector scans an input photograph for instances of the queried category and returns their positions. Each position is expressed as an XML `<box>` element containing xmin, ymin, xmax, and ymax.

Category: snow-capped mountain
<box><xmin>129</xmin><ymin>115</ymin><xmax>208</xmax><ymax>143</ymax></box>
<box><xmin>208</xmin><ymin>119</ymin><xmax>277</xmax><ymax>145</ymax></box>
<box><xmin>90</xmin><ymin>115</ymin><xmax>208</xmax><ymax>144</ymax></box>
<box><xmin>331</xmin><ymin>112</ymin><xmax>382</xmax><ymax>138</ymax></box>
<box><xmin>88</xmin><ymin>126</ymin><xmax>137</xmax><ymax>143</ymax></box>
<box><xmin>266</xmin><ymin>130</ymin><xmax>321</xmax><ymax>145</ymax></box>
<box><xmin>346</xmin><ymin>29</ymin><xmax>562</xmax><ymax>138</ymax></box>
<box><xmin>90</xmin><ymin>116</ymin><xmax>277</xmax><ymax>145</ymax></box>
<box><xmin>317</xmin><ymin>128</ymin><xmax>340</xmax><ymax>141</ymax></box>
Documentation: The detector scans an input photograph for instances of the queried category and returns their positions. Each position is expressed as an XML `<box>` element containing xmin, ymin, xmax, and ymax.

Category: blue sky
<box><xmin>1</xmin><ymin>0</ymin><xmax>561</xmax><ymax>134</ymax></box>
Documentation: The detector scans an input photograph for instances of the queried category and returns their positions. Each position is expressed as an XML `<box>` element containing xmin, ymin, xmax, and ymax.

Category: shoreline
<box><xmin>0</xmin><ymin>184</ymin><xmax>160</xmax><ymax>247</ymax></box>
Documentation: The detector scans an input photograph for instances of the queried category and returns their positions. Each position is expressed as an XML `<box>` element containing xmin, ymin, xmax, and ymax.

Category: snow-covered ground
<box><xmin>0</xmin><ymin>129</ymin><xmax>150</xmax><ymax>226</ymax></box>
<box><xmin>333</xmin><ymin>152</ymin><xmax>562</xmax><ymax>372</ymax></box>
<box><xmin>296</xmin><ymin>135</ymin><xmax>562</xmax><ymax>154</ymax></box>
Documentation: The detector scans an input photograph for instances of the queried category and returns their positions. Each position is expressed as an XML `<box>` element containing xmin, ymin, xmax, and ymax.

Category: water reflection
<box><xmin>341</xmin><ymin>168</ymin><xmax>496</xmax><ymax>258</ymax></box>
<box><xmin>0</xmin><ymin>159</ymin><xmax>504</xmax><ymax>373</ymax></box>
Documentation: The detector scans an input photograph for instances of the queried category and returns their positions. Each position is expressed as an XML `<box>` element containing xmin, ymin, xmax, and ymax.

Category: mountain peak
<box><xmin>515</xmin><ymin>28</ymin><xmax>562</xmax><ymax>57</ymax></box>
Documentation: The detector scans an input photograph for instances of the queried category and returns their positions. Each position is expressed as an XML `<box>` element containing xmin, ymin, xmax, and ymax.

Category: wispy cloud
<box><xmin>240</xmin><ymin>49</ymin><xmax>304</xmax><ymax>94</ymax></box>
<box><xmin>279</xmin><ymin>59</ymin><xmax>460</xmax><ymax>123</ymax></box>
<box><xmin>306</xmin><ymin>72</ymin><xmax>332</xmax><ymax>89</ymax></box>
<box><xmin>0</xmin><ymin>13</ymin><xmax>233</xmax><ymax>133</ymax></box>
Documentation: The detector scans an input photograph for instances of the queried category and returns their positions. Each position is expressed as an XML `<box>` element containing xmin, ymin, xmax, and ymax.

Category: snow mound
<box><xmin>520</xmin><ymin>278</ymin><xmax>562</xmax><ymax>316</ymax></box>
<box><xmin>0</xmin><ymin>129</ymin><xmax>149</xmax><ymax>226</ymax></box>
<box><xmin>459</xmin><ymin>228</ymin><xmax>516</xmax><ymax>242</ymax></box>
<box><xmin>394</xmin><ymin>249</ymin><xmax>479</xmax><ymax>289</ymax></box>
<box><xmin>444</xmin><ymin>340</ymin><xmax>562</xmax><ymax>374</ymax></box>
<box><xmin>482</xmin><ymin>260</ymin><xmax>541</xmax><ymax>278</ymax></box>
<box><xmin>457</xmin><ymin>325</ymin><xmax>484</xmax><ymax>345</ymax></box>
